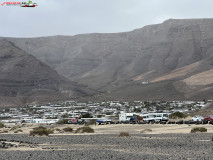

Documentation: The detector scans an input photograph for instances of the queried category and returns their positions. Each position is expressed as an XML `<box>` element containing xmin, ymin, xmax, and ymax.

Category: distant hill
<box><xmin>0</xmin><ymin>39</ymin><xmax>93</xmax><ymax>107</ymax></box>
<box><xmin>3</xmin><ymin>18</ymin><xmax>213</xmax><ymax>101</ymax></box>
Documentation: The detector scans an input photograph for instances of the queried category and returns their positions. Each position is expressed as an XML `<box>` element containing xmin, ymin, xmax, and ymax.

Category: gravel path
<box><xmin>0</xmin><ymin>133</ymin><xmax>213</xmax><ymax>160</ymax></box>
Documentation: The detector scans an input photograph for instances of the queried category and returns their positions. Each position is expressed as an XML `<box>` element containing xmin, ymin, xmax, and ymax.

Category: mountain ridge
<box><xmin>0</xmin><ymin>39</ymin><xmax>94</xmax><ymax>106</ymax></box>
<box><xmin>2</xmin><ymin>18</ymin><xmax>213</xmax><ymax>102</ymax></box>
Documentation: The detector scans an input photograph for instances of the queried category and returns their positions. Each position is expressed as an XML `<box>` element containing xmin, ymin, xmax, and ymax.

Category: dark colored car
<box><xmin>204</xmin><ymin>115</ymin><xmax>213</xmax><ymax>121</ymax></box>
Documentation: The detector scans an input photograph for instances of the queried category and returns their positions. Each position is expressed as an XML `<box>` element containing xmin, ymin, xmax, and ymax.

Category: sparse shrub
<box><xmin>56</xmin><ymin>119</ymin><xmax>68</xmax><ymax>124</ymax></box>
<box><xmin>140</xmin><ymin>129</ymin><xmax>152</xmax><ymax>133</ymax></box>
<box><xmin>191</xmin><ymin>127</ymin><xmax>207</xmax><ymax>133</ymax></box>
<box><xmin>0</xmin><ymin>123</ymin><xmax>5</xmax><ymax>128</ymax></box>
<box><xmin>56</xmin><ymin>128</ymin><xmax>61</xmax><ymax>131</ymax></box>
<box><xmin>85</xmin><ymin>120</ymin><xmax>96</xmax><ymax>126</ymax></box>
<box><xmin>22</xmin><ymin>124</ymin><xmax>26</xmax><ymax>127</ymax></box>
<box><xmin>3</xmin><ymin>130</ymin><xmax>8</xmax><ymax>133</ymax></box>
<box><xmin>169</xmin><ymin>112</ymin><xmax>188</xmax><ymax>119</ymax></box>
<box><xmin>10</xmin><ymin>126</ymin><xmax>21</xmax><ymax>131</ymax></box>
<box><xmin>63</xmin><ymin>127</ymin><xmax>73</xmax><ymax>132</ymax></box>
<box><xmin>29</xmin><ymin>126</ymin><xmax>54</xmax><ymax>136</ymax></box>
<box><xmin>14</xmin><ymin>129</ymin><xmax>23</xmax><ymax>133</ymax></box>
<box><xmin>81</xmin><ymin>113</ymin><xmax>92</xmax><ymax>118</ymax></box>
<box><xmin>75</xmin><ymin>127</ymin><xmax>94</xmax><ymax>133</ymax></box>
<box><xmin>119</xmin><ymin>132</ymin><xmax>130</xmax><ymax>137</ymax></box>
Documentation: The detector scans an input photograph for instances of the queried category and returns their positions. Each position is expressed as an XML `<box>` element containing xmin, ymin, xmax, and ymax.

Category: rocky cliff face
<box><xmin>4</xmin><ymin>18</ymin><xmax>213</xmax><ymax>101</ymax></box>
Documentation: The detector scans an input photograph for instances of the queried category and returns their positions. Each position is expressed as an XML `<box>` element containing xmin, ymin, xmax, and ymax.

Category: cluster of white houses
<box><xmin>0</xmin><ymin>100</ymin><xmax>211</xmax><ymax>124</ymax></box>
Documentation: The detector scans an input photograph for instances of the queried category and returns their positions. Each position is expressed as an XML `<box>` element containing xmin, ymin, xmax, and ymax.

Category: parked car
<box><xmin>204</xmin><ymin>115</ymin><xmax>213</xmax><ymax>121</ymax></box>
<box><xmin>142</xmin><ymin>114</ymin><xmax>155</xmax><ymax>123</ymax></box>
<box><xmin>68</xmin><ymin>118</ymin><xmax>78</xmax><ymax>124</ymax></box>
<box><xmin>97</xmin><ymin>118</ymin><xmax>112</xmax><ymax>124</ymax></box>
<box><xmin>192</xmin><ymin>115</ymin><xmax>204</xmax><ymax>122</ymax></box>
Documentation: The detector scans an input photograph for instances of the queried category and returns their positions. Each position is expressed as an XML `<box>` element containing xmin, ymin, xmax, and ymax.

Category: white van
<box><xmin>140</xmin><ymin>113</ymin><xmax>169</xmax><ymax>122</ymax></box>
<box><xmin>150</xmin><ymin>113</ymin><xmax>169</xmax><ymax>122</ymax></box>
<box><xmin>141</xmin><ymin>114</ymin><xmax>155</xmax><ymax>123</ymax></box>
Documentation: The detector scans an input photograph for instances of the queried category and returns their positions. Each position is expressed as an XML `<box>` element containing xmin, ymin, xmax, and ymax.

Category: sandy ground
<box><xmin>83</xmin><ymin>123</ymin><xmax>213</xmax><ymax>134</ymax></box>
<box><xmin>1</xmin><ymin>123</ymin><xmax>213</xmax><ymax>159</ymax></box>
<box><xmin>1</xmin><ymin>123</ymin><xmax>213</xmax><ymax>135</ymax></box>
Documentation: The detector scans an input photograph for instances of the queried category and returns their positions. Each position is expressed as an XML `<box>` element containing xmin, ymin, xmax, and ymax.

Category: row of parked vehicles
<box><xmin>66</xmin><ymin>114</ymin><xmax>213</xmax><ymax>125</ymax></box>
<box><xmin>66</xmin><ymin>113</ymin><xmax>169</xmax><ymax>125</ymax></box>
<box><xmin>119</xmin><ymin>113</ymin><xmax>169</xmax><ymax>123</ymax></box>
<box><xmin>120</xmin><ymin>113</ymin><xmax>213</xmax><ymax>123</ymax></box>
<box><xmin>192</xmin><ymin>115</ymin><xmax>213</xmax><ymax>122</ymax></box>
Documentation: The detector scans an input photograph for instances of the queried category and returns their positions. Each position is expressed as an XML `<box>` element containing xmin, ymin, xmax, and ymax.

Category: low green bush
<box><xmin>0</xmin><ymin>123</ymin><xmax>5</xmax><ymax>128</ymax></box>
<box><xmin>56</xmin><ymin>119</ymin><xmax>68</xmax><ymax>124</ymax></box>
<box><xmin>119</xmin><ymin>132</ymin><xmax>130</xmax><ymax>137</ymax></box>
<box><xmin>56</xmin><ymin>128</ymin><xmax>61</xmax><ymax>131</ymax></box>
<box><xmin>14</xmin><ymin>129</ymin><xmax>23</xmax><ymax>133</ymax></box>
<box><xmin>63</xmin><ymin>127</ymin><xmax>73</xmax><ymax>132</ymax></box>
<box><xmin>3</xmin><ymin>130</ymin><xmax>8</xmax><ymax>133</ymax></box>
<box><xmin>169</xmin><ymin>112</ymin><xmax>188</xmax><ymax>119</ymax></box>
<box><xmin>85</xmin><ymin>120</ymin><xmax>96</xmax><ymax>126</ymax></box>
<box><xmin>191</xmin><ymin>127</ymin><xmax>207</xmax><ymax>133</ymax></box>
<box><xmin>10</xmin><ymin>126</ymin><xmax>21</xmax><ymax>131</ymax></box>
<box><xmin>29</xmin><ymin>126</ymin><xmax>54</xmax><ymax>136</ymax></box>
<box><xmin>75</xmin><ymin>127</ymin><xmax>94</xmax><ymax>133</ymax></box>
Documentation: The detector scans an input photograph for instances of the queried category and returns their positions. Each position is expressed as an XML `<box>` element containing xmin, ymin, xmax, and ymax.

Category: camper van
<box><xmin>119</xmin><ymin>113</ymin><xmax>134</xmax><ymax>122</ymax></box>
<box><xmin>119</xmin><ymin>113</ymin><xmax>139</xmax><ymax>122</ymax></box>
<box><xmin>140</xmin><ymin>113</ymin><xmax>169</xmax><ymax>122</ymax></box>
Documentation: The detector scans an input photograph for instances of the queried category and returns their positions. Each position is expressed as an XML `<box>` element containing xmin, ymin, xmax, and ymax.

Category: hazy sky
<box><xmin>1</xmin><ymin>0</ymin><xmax>213</xmax><ymax>37</ymax></box>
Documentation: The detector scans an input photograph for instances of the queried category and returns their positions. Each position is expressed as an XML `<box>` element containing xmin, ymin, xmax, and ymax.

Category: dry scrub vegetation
<box><xmin>63</xmin><ymin>127</ymin><xmax>73</xmax><ymax>132</ymax></box>
<box><xmin>75</xmin><ymin>127</ymin><xmax>94</xmax><ymax>133</ymax></box>
<box><xmin>140</xmin><ymin>129</ymin><xmax>152</xmax><ymax>133</ymax></box>
<box><xmin>118</xmin><ymin>132</ymin><xmax>130</xmax><ymax>137</ymax></box>
<box><xmin>30</xmin><ymin>126</ymin><xmax>54</xmax><ymax>136</ymax></box>
<box><xmin>191</xmin><ymin>127</ymin><xmax>207</xmax><ymax>133</ymax></box>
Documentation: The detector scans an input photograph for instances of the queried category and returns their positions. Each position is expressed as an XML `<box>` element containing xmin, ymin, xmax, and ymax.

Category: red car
<box><xmin>204</xmin><ymin>115</ymin><xmax>213</xmax><ymax>121</ymax></box>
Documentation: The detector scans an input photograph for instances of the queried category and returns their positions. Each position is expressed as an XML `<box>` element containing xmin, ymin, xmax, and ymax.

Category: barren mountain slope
<box><xmin>5</xmin><ymin>18</ymin><xmax>213</xmax><ymax>100</ymax></box>
<box><xmin>0</xmin><ymin>39</ymin><xmax>91</xmax><ymax>106</ymax></box>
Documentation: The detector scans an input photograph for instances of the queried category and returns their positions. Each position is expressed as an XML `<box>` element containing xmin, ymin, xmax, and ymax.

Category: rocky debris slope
<box><xmin>0</xmin><ymin>141</ymin><xmax>16</xmax><ymax>149</ymax></box>
<box><xmin>0</xmin><ymin>133</ymin><xmax>212</xmax><ymax>159</ymax></box>
<box><xmin>0</xmin><ymin>139</ymin><xmax>38</xmax><ymax>149</ymax></box>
